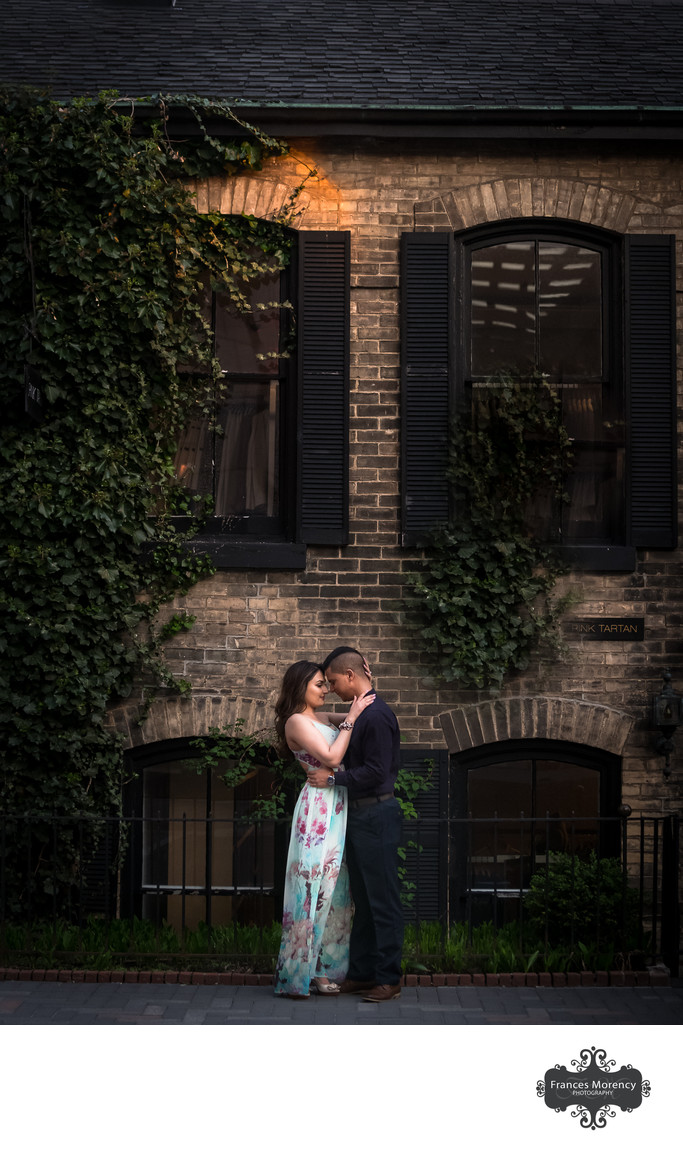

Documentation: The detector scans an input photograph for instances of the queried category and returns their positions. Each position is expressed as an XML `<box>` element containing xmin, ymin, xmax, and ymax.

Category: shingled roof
<box><xmin>3</xmin><ymin>0</ymin><xmax>683</xmax><ymax>133</ymax></box>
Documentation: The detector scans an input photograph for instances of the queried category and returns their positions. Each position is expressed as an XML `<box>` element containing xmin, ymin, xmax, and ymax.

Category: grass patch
<box><xmin>402</xmin><ymin>920</ymin><xmax>647</xmax><ymax>975</ymax></box>
<box><xmin>1</xmin><ymin>915</ymin><xmax>649</xmax><ymax>974</ymax></box>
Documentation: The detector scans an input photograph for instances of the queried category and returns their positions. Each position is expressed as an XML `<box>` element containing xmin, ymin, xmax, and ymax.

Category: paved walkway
<box><xmin>1</xmin><ymin>978</ymin><xmax>682</xmax><ymax>1024</ymax></box>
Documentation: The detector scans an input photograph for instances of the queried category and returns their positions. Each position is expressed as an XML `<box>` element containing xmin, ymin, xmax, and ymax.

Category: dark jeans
<box><xmin>345</xmin><ymin>797</ymin><xmax>404</xmax><ymax>985</ymax></box>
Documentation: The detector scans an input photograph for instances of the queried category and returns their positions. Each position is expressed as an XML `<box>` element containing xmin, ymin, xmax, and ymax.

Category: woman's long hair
<box><xmin>274</xmin><ymin>660</ymin><xmax>323</xmax><ymax>756</ymax></box>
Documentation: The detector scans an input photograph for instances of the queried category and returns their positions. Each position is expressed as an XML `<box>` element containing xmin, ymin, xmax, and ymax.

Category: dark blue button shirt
<box><xmin>333</xmin><ymin>693</ymin><xmax>400</xmax><ymax>800</ymax></box>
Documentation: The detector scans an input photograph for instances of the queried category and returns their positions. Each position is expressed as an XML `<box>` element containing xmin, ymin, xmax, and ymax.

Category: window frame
<box><xmin>172</xmin><ymin>248</ymin><xmax>304</xmax><ymax>569</ymax></box>
<box><xmin>169</xmin><ymin>229</ymin><xmax>350</xmax><ymax>570</ymax></box>
<box><xmin>450</xmin><ymin>738</ymin><xmax>623</xmax><ymax>923</ymax></box>
<box><xmin>401</xmin><ymin>225</ymin><xmax>677</xmax><ymax>568</ymax></box>
<box><xmin>121</xmin><ymin>737</ymin><xmax>286</xmax><ymax>925</ymax></box>
<box><xmin>207</xmin><ymin>264</ymin><xmax>294</xmax><ymax>537</ymax></box>
<box><xmin>456</xmin><ymin>219</ymin><xmax>629</xmax><ymax>563</ymax></box>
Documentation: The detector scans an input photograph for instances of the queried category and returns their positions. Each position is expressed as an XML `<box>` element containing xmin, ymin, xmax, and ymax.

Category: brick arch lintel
<box><xmin>414</xmin><ymin>178</ymin><xmax>638</xmax><ymax>233</ymax></box>
<box><xmin>108</xmin><ymin>693</ymin><xmax>274</xmax><ymax>753</ymax></box>
<box><xmin>188</xmin><ymin>174</ymin><xmax>322</xmax><ymax>227</ymax></box>
<box><xmin>439</xmin><ymin>696</ymin><xmax>633</xmax><ymax>758</ymax></box>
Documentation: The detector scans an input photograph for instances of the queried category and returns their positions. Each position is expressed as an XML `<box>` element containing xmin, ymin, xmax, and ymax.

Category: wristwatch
<box><xmin>327</xmin><ymin>774</ymin><xmax>335</xmax><ymax>787</ymax></box>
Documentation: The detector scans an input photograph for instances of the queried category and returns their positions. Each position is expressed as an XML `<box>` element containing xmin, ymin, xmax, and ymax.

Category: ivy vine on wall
<box><xmin>0</xmin><ymin>87</ymin><xmax>294</xmax><ymax>863</ymax></box>
<box><xmin>405</xmin><ymin>373</ymin><xmax>576</xmax><ymax>689</ymax></box>
<box><xmin>191</xmin><ymin>722</ymin><xmax>301</xmax><ymax>823</ymax></box>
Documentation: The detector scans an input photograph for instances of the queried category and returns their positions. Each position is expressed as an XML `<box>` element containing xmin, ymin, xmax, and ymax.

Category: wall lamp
<box><xmin>651</xmin><ymin>670</ymin><xmax>682</xmax><ymax>779</ymax></box>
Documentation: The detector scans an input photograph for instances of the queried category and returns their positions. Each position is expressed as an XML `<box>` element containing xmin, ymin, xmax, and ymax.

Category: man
<box><xmin>307</xmin><ymin>645</ymin><xmax>403</xmax><ymax>1002</ymax></box>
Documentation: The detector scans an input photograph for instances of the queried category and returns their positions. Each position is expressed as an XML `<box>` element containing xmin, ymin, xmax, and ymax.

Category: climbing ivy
<box><xmin>191</xmin><ymin>729</ymin><xmax>435</xmax><ymax>828</ymax></box>
<box><xmin>0</xmin><ymin>86</ymin><xmax>294</xmax><ymax>859</ymax></box>
<box><xmin>191</xmin><ymin>722</ymin><xmax>301</xmax><ymax>822</ymax></box>
<box><xmin>406</xmin><ymin>373</ymin><xmax>576</xmax><ymax>689</ymax></box>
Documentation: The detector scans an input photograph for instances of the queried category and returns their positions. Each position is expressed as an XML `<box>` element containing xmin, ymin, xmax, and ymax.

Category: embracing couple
<box><xmin>272</xmin><ymin>646</ymin><xmax>403</xmax><ymax>1002</ymax></box>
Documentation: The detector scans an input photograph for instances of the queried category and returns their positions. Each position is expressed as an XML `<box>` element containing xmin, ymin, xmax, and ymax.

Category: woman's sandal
<box><xmin>312</xmin><ymin>977</ymin><xmax>340</xmax><ymax>995</ymax></box>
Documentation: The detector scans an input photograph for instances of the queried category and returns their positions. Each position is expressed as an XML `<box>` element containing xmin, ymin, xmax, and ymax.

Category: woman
<box><xmin>272</xmin><ymin>660</ymin><xmax>375</xmax><ymax>998</ymax></box>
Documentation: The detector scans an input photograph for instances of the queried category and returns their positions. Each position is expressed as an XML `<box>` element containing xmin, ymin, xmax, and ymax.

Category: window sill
<box><xmin>402</xmin><ymin>537</ymin><xmax>637</xmax><ymax>574</ymax></box>
<box><xmin>560</xmin><ymin>545</ymin><xmax>636</xmax><ymax>572</ymax></box>
<box><xmin>184</xmin><ymin>537</ymin><xmax>307</xmax><ymax>570</ymax></box>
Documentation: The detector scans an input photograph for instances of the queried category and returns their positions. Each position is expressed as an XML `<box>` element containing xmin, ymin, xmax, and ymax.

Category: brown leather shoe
<box><xmin>338</xmin><ymin>978</ymin><xmax>376</xmax><ymax>994</ymax></box>
<box><xmin>362</xmin><ymin>984</ymin><xmax>401</xmax><ymax>1002</ymax></box>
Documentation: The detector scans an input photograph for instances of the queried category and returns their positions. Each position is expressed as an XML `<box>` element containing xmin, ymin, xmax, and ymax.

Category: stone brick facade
<box><xmin>108</xmin><ymin>137</ymin><xmax>683</xmax><ymax>824</ymax></box>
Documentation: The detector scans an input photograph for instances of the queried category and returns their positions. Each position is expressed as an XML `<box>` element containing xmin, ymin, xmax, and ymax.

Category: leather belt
<box><xmin>349</xmin><ymin>792</ymin><xmax>394</xmax><ymax>809</ymax></box>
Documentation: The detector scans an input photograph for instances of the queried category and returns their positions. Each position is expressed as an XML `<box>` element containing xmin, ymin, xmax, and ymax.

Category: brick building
<box><xmin>4</xmin><ymin>1</ymin><xmax>682</xmax><ymax>951</ymax></box>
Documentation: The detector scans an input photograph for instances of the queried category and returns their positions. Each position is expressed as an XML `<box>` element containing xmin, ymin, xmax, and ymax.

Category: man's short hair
<box><xmin>322</xmin><ymin>645</ymin><xmax>365</xmax><ymax>676</ymax></box>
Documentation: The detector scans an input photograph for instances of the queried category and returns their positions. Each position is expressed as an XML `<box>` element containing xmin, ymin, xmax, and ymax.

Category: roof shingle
<box><xmin>2</xmin><ymin>0</ymin><xmax>683</xmax><ymax>111</ymax></box>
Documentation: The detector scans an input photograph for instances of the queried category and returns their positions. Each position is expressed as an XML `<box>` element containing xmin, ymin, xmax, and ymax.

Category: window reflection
<box><xmin>538</xmin><ymin>244</ymin><xmax>601</xmax><ymax>380</ymax></box>
<box><xmin>467</xmin><ymin>759</ymin><xmax>599</xmax><ymax>894</ymax></box>
<box><xmin>215</xmin><ymin>270</ymin><xmax>282</xmax><ymax>375</ymax></box>
<box><xmin>470</xmin><ymin>241</ymin><xmax>601</xmax><ymax>380</ymax></box>
<box><xmin>469</xmin><ymin>237</ymin><xmax>623</xmax><ymax>544</ymax></box>
<box><xmin>471</xmin><ymin>242</ymin><xmax>536</xmax><ymax>376</ymax></box>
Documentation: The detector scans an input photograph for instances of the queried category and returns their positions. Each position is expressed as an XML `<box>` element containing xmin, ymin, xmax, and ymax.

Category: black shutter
<box><xmin>627</xmin><ymin>235</ymin><xmax>677</xmax><ymax>549</ymax></box>
<box><xmin>80</xmin><ymin>818</ymin><xmax>119</xmax><ymax>916</ymax></box>
<box><xmin>296</xmin><ymin>231</ymin><xmax>350</xmax><ymax>544</ymax></box>
<box><xmin>399</xmin><ymin>746</ymin><xmax>448</xmax><ymax>924</ymax></box>
<box><xmin>401</xmin><ymin>232</ymin><xmax>453</xmax><ymax>546</ymax></box>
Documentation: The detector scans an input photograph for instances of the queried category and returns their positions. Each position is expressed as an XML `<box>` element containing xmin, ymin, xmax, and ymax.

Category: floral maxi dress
<box><xmin>273</xmin><ymin>721</ymin><xmax>351</xmax><ymax>996</ymax></box>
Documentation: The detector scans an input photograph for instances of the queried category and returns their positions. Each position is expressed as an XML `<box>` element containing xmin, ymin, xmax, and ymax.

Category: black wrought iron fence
<box><xmin>400</xmin><ymin>812</ymin><xmax>680</xmax><ymax>976</ymax></box>
<box><xmin>0</xmin><ymin>811</ymin><xmax>679</xmax><ymax>974</ymax></box>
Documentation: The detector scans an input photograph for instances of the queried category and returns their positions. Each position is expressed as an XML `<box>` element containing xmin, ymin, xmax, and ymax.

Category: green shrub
<box><xmin>522</xmin><ymin>851</ymin><xmax>641</xmax><ymax>948</ymax></box>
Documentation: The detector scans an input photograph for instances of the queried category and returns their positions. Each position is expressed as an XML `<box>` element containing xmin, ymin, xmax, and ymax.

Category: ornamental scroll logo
<box><xmin>537</xmin><ymin>1045</ymin><xmax>650</xmax><ymax>1130</ymax></box>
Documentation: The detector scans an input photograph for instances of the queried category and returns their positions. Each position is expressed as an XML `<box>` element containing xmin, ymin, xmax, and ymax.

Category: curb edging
<box><xmin>0</xmin><ymin>968</ymin><xmax>670</xmax><ymax>987</ymax></box>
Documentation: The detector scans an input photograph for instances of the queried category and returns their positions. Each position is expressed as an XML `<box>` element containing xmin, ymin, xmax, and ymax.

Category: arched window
<box><xmin>450</xmin><ymin>739</ymin><xmax>621</xmax><ymax>925</ymax></box>
<box><xmin>401</xmin><ymin>223</ymin><xmax>677</xmax><ymax>566</ymax></box>
<box><xmin>465</xmin><ymin>225</ymin><xmax>622</xmax><ymax>546</ymax></box>
<box><xmin>122</xmin><ymin>738</ymin><xmax>281</xmax><ymax>931</ymax></box>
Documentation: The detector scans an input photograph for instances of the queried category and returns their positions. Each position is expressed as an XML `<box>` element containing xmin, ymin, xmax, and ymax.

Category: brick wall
<box><xmin>108</xmin><ymin>138</ymin><xmax>683</xmax><ymax>818</ymax></box>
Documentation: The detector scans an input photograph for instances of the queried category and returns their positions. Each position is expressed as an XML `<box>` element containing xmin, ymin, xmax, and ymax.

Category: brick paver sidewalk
<box><xmin>1</xmin><ymin>979</ymin><xmax>682</xmax><ymax>1024</ymax></box>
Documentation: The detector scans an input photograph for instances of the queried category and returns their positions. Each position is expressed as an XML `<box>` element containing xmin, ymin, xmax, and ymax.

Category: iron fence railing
<box><xmin>400</xmin><ymin>812</ymin><xmax>680</xmax><ymax>975</ymax></box>
<box><xmin>0</xmin><ymin>811</ymin><xmax>679</xmax><ymax>974</ymax></box>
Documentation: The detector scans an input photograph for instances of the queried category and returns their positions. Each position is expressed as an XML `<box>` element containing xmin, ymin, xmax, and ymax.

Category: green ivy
<box><xmin>396</xmin><ymin>760</ymin><xmax>434</xmax><ymax>905</ymax></box>
<box><xmin>395</xmin><ymin>760</ymin><xmax>433</xmax><ymax>821</ymax></box>
<box><xmin>190</xmin><ymin>722</ymin><xmax>300</xmax><ymax>821</ymax></box>
<box><xmin>405</xmin><ymin>373</ymin><xmax>576</xmax><ymax>688</ymax></box>
<box><xmin>0</xmin><ymin>88</ymin><xmax>294</xmax><ymax>902</ymax></box>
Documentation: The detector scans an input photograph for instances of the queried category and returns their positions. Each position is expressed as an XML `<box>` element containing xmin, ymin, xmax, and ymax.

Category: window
<box><xmin>401</xmin><ymin>226</ymin><xmax>677</xmax><ymax>568</ymax></box>
<box><xmin>122</xmin><ymin>739</ymin><xmax>283</xmax><ymax>930</ymax></box>
<box><xmin>468</xmin><ymin>234</ymin><xmax>622</xmax><ymax>546</ymax></box>
<box><xmin>174</xmin><ymin>267</ymin><xmax>286</xmax><ymax>536</ymax></box>
<box><xmin>451</xmin><ymin>740</ymin><xmax>621</xmax><ymax>926</ymax></box>
<box><xmin>172</xmin><ymin>230</ymin><xmax>350</xmax><ymax>569</ymax></box>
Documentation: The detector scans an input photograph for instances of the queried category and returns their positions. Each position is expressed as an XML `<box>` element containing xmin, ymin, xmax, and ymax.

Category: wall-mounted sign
<box><xmin>565</xmin><ymin>617</ymin><xmax>644</xmax><ymax>641</ymax></box>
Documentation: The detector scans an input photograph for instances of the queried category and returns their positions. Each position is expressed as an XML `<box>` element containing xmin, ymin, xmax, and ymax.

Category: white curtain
<box><xmin>174</xmin><ymin>382</ymin><xmax>278</xmax><ymax>517</ymax></box>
